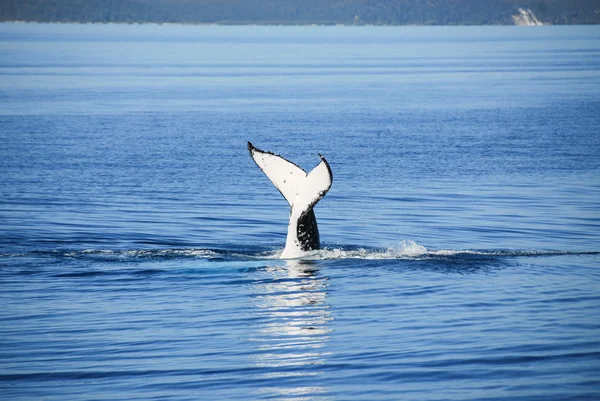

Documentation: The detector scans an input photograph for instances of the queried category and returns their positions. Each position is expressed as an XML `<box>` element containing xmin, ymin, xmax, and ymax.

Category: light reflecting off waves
<box><xmin>251</xmin><ymin>261</ymin><xmax>332</xmax><ymax>400</ymax></box>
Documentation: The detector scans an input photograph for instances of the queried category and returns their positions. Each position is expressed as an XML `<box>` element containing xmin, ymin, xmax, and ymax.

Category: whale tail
<box><xmin>248</xmin><ymin>142</ymin><xmax>333</xmax><ymax>259</ymax></box>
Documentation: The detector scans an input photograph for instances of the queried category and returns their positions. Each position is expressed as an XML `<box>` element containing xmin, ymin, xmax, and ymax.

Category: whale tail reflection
<box><xmin>250</xmin><ymin>260</ymin><xmax>332</xmax><ymax>397</ymax></box>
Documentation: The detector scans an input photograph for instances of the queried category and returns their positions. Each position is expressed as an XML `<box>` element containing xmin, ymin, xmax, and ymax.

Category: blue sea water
<box><xmin>1</xmin><ymin>22</ymin><xmax>600</xmax><ymax>400</ymax></box>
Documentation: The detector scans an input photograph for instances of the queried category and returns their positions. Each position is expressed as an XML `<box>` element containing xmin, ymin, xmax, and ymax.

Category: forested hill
<box><xmin>1</xmin><ymin>0</ymin><xmax>599</xmax><ymax>25</ymax></box>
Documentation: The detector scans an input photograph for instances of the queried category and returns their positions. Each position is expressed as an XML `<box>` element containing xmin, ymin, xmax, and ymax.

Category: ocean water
<box><xmin>1</xmin><ymin>23</ymin><xmax>600</xmax><ymax>400</ymax></box>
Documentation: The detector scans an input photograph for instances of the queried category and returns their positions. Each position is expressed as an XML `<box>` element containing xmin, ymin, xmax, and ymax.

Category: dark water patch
<box><xmin>52</xmin><ymin>268</ymin><xmax>168</xmax><ymax>278</ymax></box>
<box><xmin>2</xmin><ymin>246</ymin><xmax>597</xmax><ymax>267</ymax></box>
<box><xmin>0</xmin><ymin>366</ymin><xmax>267</xmax><ymax>382</ymax></box>
<box><xmin>52</xmin><ymin>269</ymin><xmax>114</xmax><ymax>278</ymax></box>
<box><xmin>419</xmin><ymin>349</ymin><xmax>600</xmax><ymax>368</ymax></box>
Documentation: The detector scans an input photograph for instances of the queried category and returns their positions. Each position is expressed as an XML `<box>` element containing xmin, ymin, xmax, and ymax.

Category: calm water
<box><xmin>1</xmin><ymin>23</ymin><xmax>600</xmax><ymax>400</ymax></box>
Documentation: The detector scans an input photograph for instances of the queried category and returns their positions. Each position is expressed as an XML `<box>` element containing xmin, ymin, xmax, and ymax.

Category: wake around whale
<box><xmin>248</xmin><ymin>142</ymin><xmax>333</xmax><ymax>259</ymax></box>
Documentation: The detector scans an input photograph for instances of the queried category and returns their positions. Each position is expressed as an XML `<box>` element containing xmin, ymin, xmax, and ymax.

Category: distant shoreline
<box><xmin>3</xmin><ymin>0</ymin><xmax>598</xmax><ymax>26</ymax></box>
<box><xmin>0</xmin><ymin>20</ymin><xmax>559</xmax><ymax>27</ymax></box>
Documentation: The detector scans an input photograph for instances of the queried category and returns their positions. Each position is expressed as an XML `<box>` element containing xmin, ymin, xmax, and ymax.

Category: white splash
<box><xmin>512</xmin><ymin>8</ymin><xmax>543</xmax><ymax>26</ymax></box>
<box><xmin>79</xmin><ymin>248</ymin><xmax>217</xmax><ymax>258</ymax></box>
<box><xmin>273</xmin><ymin>240</ymin><xmax>428</xmax><ymax>260</ymax></box>
<box><xmin>389</xmin><ymin>240</ymin><xmax>428</xmax><ymax>256</ymax></box>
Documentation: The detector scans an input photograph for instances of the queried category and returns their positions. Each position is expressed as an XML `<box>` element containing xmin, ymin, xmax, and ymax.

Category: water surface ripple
<box><xmin>1</xmin><ymin>23</ymin><xmax>599</xmax><ymax>400</ymax></box>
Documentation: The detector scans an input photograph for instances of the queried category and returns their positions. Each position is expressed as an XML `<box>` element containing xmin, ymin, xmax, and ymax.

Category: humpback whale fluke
<box><xmin>247</xmin><ymin>142</ymin><xmax>333</xmax><ymax>259</ymax></box>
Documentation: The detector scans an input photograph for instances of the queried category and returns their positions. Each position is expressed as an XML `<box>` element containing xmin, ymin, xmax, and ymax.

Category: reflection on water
<box><xmin>250</xmin><ymin>260</ymin><xmax>332</xmax><ymax>400</ymax></box>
